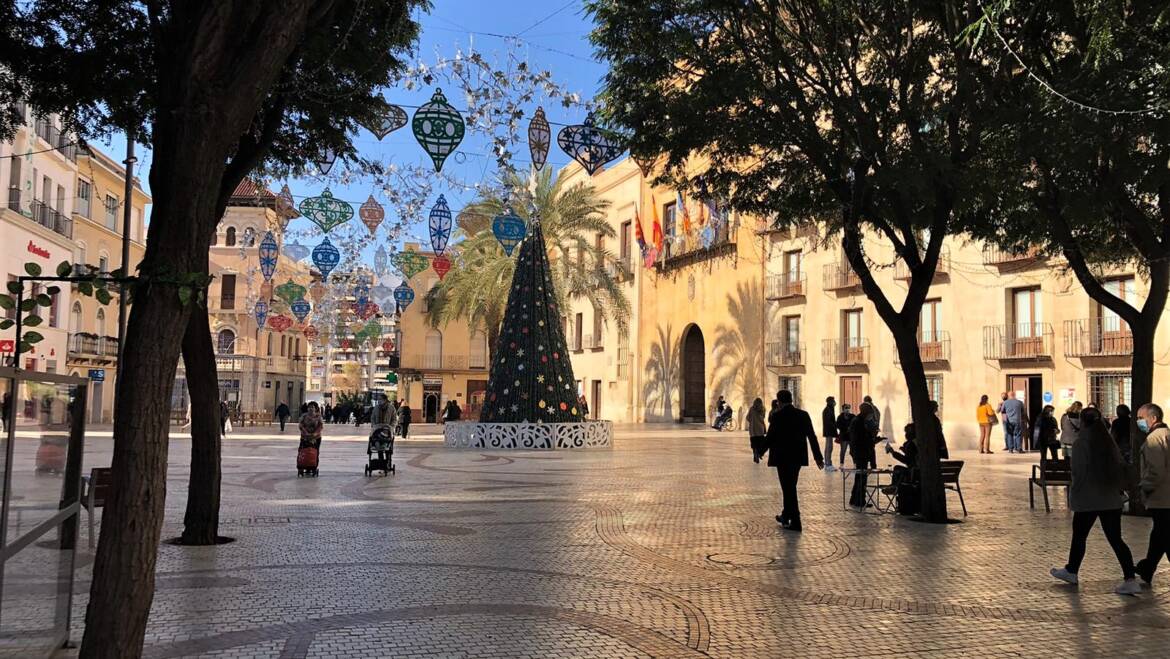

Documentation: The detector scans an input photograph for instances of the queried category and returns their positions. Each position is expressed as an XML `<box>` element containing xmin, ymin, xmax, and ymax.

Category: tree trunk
<box><xmin>180</xmin><ymin>303</ymin><xmax>222</xmax><ymax>544</ymax></box>
<box><xmin>893</xmin><ymin>328</ymin><xmax>947</xmax><ymax>522</ymax></box>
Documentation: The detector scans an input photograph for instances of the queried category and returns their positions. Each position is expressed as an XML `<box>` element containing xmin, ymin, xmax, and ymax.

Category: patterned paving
<box><xmin>17</xmin><ymin>423</ymin><xmax>1170</xmax><ymax>657</ymax></box>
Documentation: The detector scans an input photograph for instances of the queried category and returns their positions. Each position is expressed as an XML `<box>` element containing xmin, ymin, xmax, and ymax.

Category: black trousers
<box><xmin>1067</xmin><ymin>510</ymin><xmax>1135</xmax><ymax>578</ymax></box>
<box><xmin>400</xmin><ymin>422</ymin><xmax>410</xmax><ymax>438</ymax></box>
<box><xmin>1040</xmin><ymin>443</ymin><xmax>1060</xmax><ymax>462</ymax></box>
<box><xmin>1141</xmin><ymin>508</ymin><xmax>1170</xmax><ymax>577</ymax></box>
<box><xmin>776</xmin><ymin>465</ymin><xmax>802</xmax><ymax>527</ymax></box>
<box><xmin>279</xmin><ymin>418</ymin><xmax>287</xmax><ymax>431</ymax></box>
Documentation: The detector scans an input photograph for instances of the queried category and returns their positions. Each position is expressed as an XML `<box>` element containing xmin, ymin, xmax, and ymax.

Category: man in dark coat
<box><xmin>764</xmin><ymin>389</ymin><xmax>825</xmax><ymax>532</ymax></box>
<box><xmin>821</xmin><ymin>396</ymin><xmax>838</xmax><ymax>471</ymax></box>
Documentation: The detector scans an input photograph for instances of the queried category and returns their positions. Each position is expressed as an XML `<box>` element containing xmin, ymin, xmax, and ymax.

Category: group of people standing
<box><xmin>975</xmin><ymin>392</ymin><xmax>1134</xmax><ymax>462</ymax></box>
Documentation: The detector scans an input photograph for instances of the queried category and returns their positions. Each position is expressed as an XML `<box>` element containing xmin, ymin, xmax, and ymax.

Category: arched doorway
<box><xmin>681</xmin><ymin>325</ymin><xmax>706</xmax><ymax>422</ymax></box>
<box><xmin>423</xmin><ymin>392</ymin><xmax>440</xmax><ymax>423</ymax></box>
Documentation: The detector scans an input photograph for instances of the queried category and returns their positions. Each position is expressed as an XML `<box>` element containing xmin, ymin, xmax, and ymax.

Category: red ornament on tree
<box><xmin>432</xmin><ymin>254</ymin><xmax>452</xmax><ymax>280</ymax></box>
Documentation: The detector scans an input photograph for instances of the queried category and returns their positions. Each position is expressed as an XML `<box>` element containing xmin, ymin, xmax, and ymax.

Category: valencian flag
<box><xmin>651</xmin><ymin>195</ymin><xmax>664</xmax><ymax>253</ymax></box>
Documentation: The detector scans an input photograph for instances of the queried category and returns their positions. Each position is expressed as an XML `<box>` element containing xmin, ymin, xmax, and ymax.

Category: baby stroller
<box><xmin>297</xmin><ymin>437</ymin><xmax>320</xmax><ymax>477</ymax></box>
<box><xmin>365</xmin><ymin>424</ymin><xmax>396</xmax><ymax>476</ymax></box>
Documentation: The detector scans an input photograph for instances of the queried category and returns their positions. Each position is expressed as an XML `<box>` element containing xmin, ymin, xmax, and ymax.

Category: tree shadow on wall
<box><xmin>642</xmin><ymin>325</ymin><xmax>679</xmax><ymax>422</ymax></box>
<box><xmin>711</xmin><ymin>281</ymin><xmax>765</xmax><ymax>427</ymax></box>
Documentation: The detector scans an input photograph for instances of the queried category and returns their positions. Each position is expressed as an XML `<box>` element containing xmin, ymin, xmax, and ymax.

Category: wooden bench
<box><xmin>939</xmin><ymin>460</ymin><xmax>967</xmax><ymax>517</ymax></box>
<box><xmin>80</xmin><ymin>467</ymin><xmax>112</xmax><ymax>548</ymax></box>
<box><xmin>1029</xmin><ymin>458</ymin><xmax>1071</xmax><ymax>512</ymax></box>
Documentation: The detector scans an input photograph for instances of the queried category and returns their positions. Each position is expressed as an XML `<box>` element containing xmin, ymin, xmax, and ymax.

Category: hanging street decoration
<box><xmin>557</xmin><ymin>113</ymin><xmax>625</xmax><ymax>176</ymax></box>
<box><xmin>492</xmin><ymin>209</ymin><xmax>527</xmax><ymax>256</ymax></box>
<box><xmin>432</xmin><ymin>254</ymin><xmax>452</xmax><ymax>280</ymax></box>
<box><xmin>309</xmin><ymin>281</ymin><xmax>327</xmax><ymax>304</ymax></box>
<box><xmin>276</xmin><ymin>185</ymin><xmax>297</xmax><ymax>224</ymax></box>
<box><xmin>282</xmin><ymin>242</ymin><xmax>310</xmax><ymax>262</ymax></box>
<box><xmin>316</xmin><ymin>148</ymin><xmax>337</xmax><ymax>175</ymax></box>
<box><xmin>253</xmin><ymin>301</ymin><xmax>269</xmax><ymax>328</ymax></box>
<box><xmin>268</xmin><ymin>314</ymin><xmax>294</xmax><ymax>333</ymax></box>
<box><xmin>354</xmin><ymin>282</ymin><xmax>371</xmax><ymax>307</ymax></box>
<box><xmin>393</xmin><ymin>250</ymin><xmax>429</xmax><ymax>279</ymax></box>
<box><xmin>528</xmin><ymin>106</ymin><xmax>551</xmax><ymax>171</ymax></box>
<box><xmin>355</xmin><ymin>301</ymin><xmax>380</xmax><ymax>320</ymax></box>
<box><xmin>374</xmin><ymin>245</ymin><xmax>389</xmax><ymax>275</ymax></box>
<box><xmin>359</xmin><ymin>195</ymin><xmax>385</xmax><ymax>235</ymax></box>
<box><xmin>371</xmin><ymin>284</ymin><xmax>394</xmax><ymax>305</ymax></box>
<box><xmin>299</xmin><ymin>188</ymin><xmax>353</xmax><ymax>234</ymax></box>
<box><xmin>275</xmin><ymin>280</ymin><xmax>307</xmax><ymax>307</ymax></box>
<box><xmin>393</xmin><ymin>283</ymin><xmax>415</xmax><ymax>309</ymax></box>
<box><xmin>363</xmin><ymin>318</ymin><xmax>383</xmax><ymax>341</ymax></box>
<box><xmin>429</xmin><ymin>195</ymin><xmax>452</xmax><ymax>254</ymax></box>
<box><xmin>258</xmin><ymin>231</ymin><xmax>279</xmax><ymax>281</ymax></box>
<box><xmin>290</xmin><ymin>299</ymin><xmax>312</xmax><ymax>323</ymax></box>
<box><xmin>381</xmin><ymin>338</ymin><xmax>396</xmax><ymax>353</ymax></box>
<box><xmin>340</xmin><ymin>338</ymin><xmax>352</xmax><ymax>351</ymax></box>
<box><xmin>412</xmin><ymin>88</ymin><xmax>466</xmax><ymax>172</ymax></box>
<box><xmin>632</xmin><ymin>154</ymin><xmax>655</xmax><ymax>177</ymax></box>
<box><xmin>364</xmin><ymin>104</ymin><xmax>408</xmax><ymax>140</ymax></box>
<box><xmin>302</xmin><ymin>324</ymin><xmax>319</xmax><ymax>341</ymax></box>
<box><xmin>312</xmin><ymin>237</ymin><xmax>341</xmax><ymax>279</ymax></box>
<box><xmin>260</xmin><ymin>281</ymin><xmax>274</xmax><ymax>302</ymax></box>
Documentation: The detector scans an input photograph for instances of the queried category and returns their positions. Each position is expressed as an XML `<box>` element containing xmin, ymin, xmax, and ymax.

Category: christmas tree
<box><xmin>479</xmin><ymin>220</ymin><xmax>584</xmax><ymax>423</ymax></box>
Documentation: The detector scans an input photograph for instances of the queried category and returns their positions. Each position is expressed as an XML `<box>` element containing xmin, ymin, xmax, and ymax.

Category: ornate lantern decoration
<box><xmin>394</xmin><ymin>250</ymin><xmax>429</xmax><ymax>279</ymax></box>
<box><xmin>381</xmin><ymin>338</ymin><xmax>396</xmax><ymax>353</ymax></box>
<box><xmin>359</xmin><ymin>195</ymin><xmax>384</xmax><ymax>235</ymax></box>
<box><xmin>260</xmin><ymin>281</ymin><xmax>274</xmax><ymax>302</ymax></box>
<box><xmin>258</xmin><ymin>231</ymin><xmax>278</xmax><ymax>281</ymax></box>
<box><xmin>492</xmin><ymin>209</ymin><xmax>527</xmax><ymax>256</ymax></box>
<box><xmin>528</xmin><ymin>106</ymin><xmax>551</xmax><ymax>171</ymax></box>
<box><xmin>428</xmin><ymin>194</ymin><xmax>452</xmax><ymax>254</ymax></box>
<box><xmin>299</xmin><ymin>188</ymin><xmax>353</xmax><ymax>234</ymax></box>
<box><xmin>316</xmin><ymin>148</ymin><xmax>337</xmax><ymax>175</ymax></box>
<box><xmin>283</xmin><ymin>242</ymin><xmax>310</xmax><ymax>262</ymax></box>
<box><xmin>276</xmin><ymin>184</ymin><xmax>297</xmax><ymax>226</ymax></box>
<box><xmin>431</xmin><ymin>254</ymin><xmax>452</xmax><ymax>280</ymax></box>
<box><xmin>556</xmin><ymin>113</ymin><xmax>625</xmax><ymax>176</ymax></box>
<box><xmin>412</xmin><ymin>89</ymin><xmax>465</xmax><ymax>172</ymax></box>
<box><xmin>268</xmin><ymin>314</ymin><xmax>294</xmax><ymax>332</ymax></box>
<box><xmin>309</xmin><ymin>281</ymin><xmax>327</xmax><ymax>304</ymax></box>
<box><xmin>312</xmin><ymin>237</ymin><xmax>340</xmax><ymax>279</ymax></box>
<box><xmin>290</xmin><ymin>299</ymin><xmax>311</xmax><ymax>323</ymax></box>
<box><xmin>364</xmin><ymin>104</ymin><xmax>408</xmax><ymax>139</ymax></box>
<box><xmin>275</xmin><ymin>280</ymin><xmax>307</xmax><ymax>307</ymax></box>
<box><xmin>393</xmin><ymin>283</ymin><xmax>415</xmax><ymax>310</ymax></box>
<box><xmin>371</xmin><ymin>284</ymin><xmax>393</xmax><ymax>305</ymax></box>
<box><xmin>302</xmin><ymin>324</ymin><xmax>319</xmax><ymax>341</ymax></box>
<box><xmin>355</xmin><ymin>301</ymin><xmax>380</xmax><ymax>321</ymax></box>
<box><xmin>374</xmin><ymin>245</ymin><xmax>389</xmax><ymax>275</ymax></box>
<box><xmin>253</xmin><ymin>301</ymin><xmax>269</xmax><ymax>328</ymax></box>
<box><xmin>363</xmin><ymin>318</ymin><xmax>383</xmax><ymax>341</ymax></box>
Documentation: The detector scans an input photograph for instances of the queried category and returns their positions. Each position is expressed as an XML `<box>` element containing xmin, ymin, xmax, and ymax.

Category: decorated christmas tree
<box><xmin>480</xmin><ymin>219</ymin><xmax>584</xmax><ymax>423</ymax></box>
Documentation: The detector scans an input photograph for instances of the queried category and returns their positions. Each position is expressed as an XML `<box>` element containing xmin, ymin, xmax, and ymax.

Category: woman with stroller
<box><xmin>297</xmin><ymin>401</ymin><xmax>324</xmax><ymax>475</ymax></box>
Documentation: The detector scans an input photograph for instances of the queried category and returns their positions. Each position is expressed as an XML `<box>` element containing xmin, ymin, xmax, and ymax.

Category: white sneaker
<box><xmin>1050</xmin><ymin>567</ymin><xmax>1078</xmax><ymax>585</ymax></box>
<box><xmin>1116</xmin><ymin>579</ymin><xmax>1141</xmax><ymax>596</ymax></box>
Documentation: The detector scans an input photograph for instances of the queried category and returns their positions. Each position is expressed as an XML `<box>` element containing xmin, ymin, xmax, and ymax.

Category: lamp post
<box><xmin>117</xmin><ymin>134</ymin><xmax>136</xmax><ymax>368</ymax></box>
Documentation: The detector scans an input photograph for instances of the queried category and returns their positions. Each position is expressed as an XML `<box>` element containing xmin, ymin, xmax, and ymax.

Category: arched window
<box><xmin>76</xmin><ymin>241</ymin><xmax>87</xmax><ymax>270</ymax></box>
<box><xmin>470</xmin><ymin>330</ymin><xmax>487</xmax><ymax>369</ymax></box>
<box><xmin>96</xmin><ymin>309</ymin><xmax>106</xmax><ymax>337</ymax></box>
<box><xmin>225</xmin><ymin>227</ymin><xmax>236</xmax><ymax>247</ymax></box>
<box><xmin>424</xmin><ymin>329</ymin><xmax>443</xmax><ymax>368</ymax></box>
<box><xmin>217</xmin><ymin>329</ymin><xmax>235</xmax><ymax>354</ymax></box>
<box><xmin>98</xmin><ymin>251</ymin><xmax>109</xmax><ymax>274</ymax></box>
<box><xmin>70</xmin><ymin>302</ymin><xmax>82</xmax><ymax>334</ymax></box>
<box><xmin>242</xmin><ymin>227</ymin><xmax>256</xmax><ymax>247</ymax></box>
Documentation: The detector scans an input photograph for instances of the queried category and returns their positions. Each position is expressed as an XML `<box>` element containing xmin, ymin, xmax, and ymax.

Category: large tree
<box><xmin>1</xmin><ymin>1</ymin><xmax>422</xmax><ymax>655</ymax></box>
<box><xmin>590</xmin><ymin>0</ymin><xmax>1002</xmax><ymax>521</ymax></box>
<box><xmin>970</xmin><ymin>2</ymin><xmax>1170</xmax><ymax>468</ymax></box>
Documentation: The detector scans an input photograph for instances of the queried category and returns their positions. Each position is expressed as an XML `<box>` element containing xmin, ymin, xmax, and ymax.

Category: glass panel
<box><xmin>1014</xmin><ymin>290</ymin><xmax>1033</xmax><ymax>336</ymax></box>
<box><xmin>6</xmin><ymin>381</ymin><xmax>78</xmax><ymax>537</ymax></box>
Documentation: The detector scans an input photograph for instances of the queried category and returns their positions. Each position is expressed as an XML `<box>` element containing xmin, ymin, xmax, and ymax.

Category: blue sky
<box><xmin>108</xmin><ymin>1</ymin><xmax>606</xmax><ymax>277</ymax></box>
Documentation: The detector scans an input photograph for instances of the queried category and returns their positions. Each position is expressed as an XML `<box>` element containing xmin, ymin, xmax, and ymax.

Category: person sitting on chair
<box><xmin>884</xmin><ymin>424</ymin><xmax>920</xmax><ymax>490</ymax></box>
<box><xmin>713</xmin><ymin>397</ymin><xmax>733</xmax><ymax>430</ymax></box>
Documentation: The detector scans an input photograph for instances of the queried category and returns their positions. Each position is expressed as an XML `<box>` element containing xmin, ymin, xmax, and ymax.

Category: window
<box><xmin>843</xmin><ymin>309</ymin><xmax>862</xmax><ymax>345</ymax></box>
<box><xmin>592</xmin><ymin>307</ymin><xmax>603</xmax><ymax>347</ymax></box>
<box><xmin>921</xmin><ymin>299</ymin><xmax>942</xmax><ymax>343</ymax></box>
<box><xmin>4</xmin><ymin>276</ymin><xmax>14</xmax><ymax>320</ymax></box>
<box><xmin>77</xmin><ymin>180</ymin><xmax>91</xmax><ymax>217</ymax></box>
<box><xmin>76</xmin><ymin>242</ymin><xmax>87</xmax><ymax>269</ymax></box>
<box><xmin>620</xmin><ymin>221</ymin><xmax>632</xmax><ymax>262</ymax></box>
<box><xmin>424</xmin><ymin>329</ymin><xmax>443</xmax><ymax>368</ymax></box>
<box><xmin>56</xmin><ymin>184</ymin><xmax>65</xmax><ymax>215</ymax></box>
<box><xmin>294</xmin><ymin>338</ymin><xmax>301</xmax><ymax>357</ymax></box>
<box><xmin>266</xmin><ymin>333</ymin><xmax>273</xmax><ymax>355</ymax></box>
<box><xmin>574</xmin><ymin>312</ymin><xmax>584</xmax><ymax>351</ymax></box>
<box><xmin>470</xmin><ymin>330</ymin><xmax>487</xmax><ymax>369</ymax></box>
<box><xmin>132</xmin><ymin>208</ymin><xmax>141</xmax><ymax>240</ymax></box>
<box><xmin>70</xmin><ymin>302</ymin><xmax>82</xmax><ymax>333</ymax></box>
<box><xmin>779</xmin><ymin>376</ymin><xmax>802</xmax><ymax>408</ymax></box>
<box><xmin>925</xmin><ymin>374</ymin><xmax>943</xmax><ymax>413</ymax></box>
<box><xmin>1089</xmin><ymin>371</ymin><xmax>1132</xmax><ymax>414</ymax></box>
<box><xmin>217</xmin><ymin>329</ymin><xmax>235</xmax><ymax>355</ymax></box>
<box><xmin>280</xmin><ymin>335</ymin><xmax>286</xmax><ymax>356</ymax></box>
<box><xmin>663</xmin><ymin>202</ymin><xmax>677</xmax><ymax>257</ymax></box>
<box><xmin>783</xmin><ymin>250</ymin><xmax>802</xmax><ymax>282</ymax></box>
<box><xmin>96</xmin><ymin>309</ymin><xmax>106</xmax><ymax>337</ymax></box>
<box><xmin>1012</xmin><ymin>287</ymin><xmax>1042</xmax><ymax>336</ymax></box>
<box><xmin>1098</xmin><ymin>277</ymin><xmax>1136</xmax><ymax>332</ymax></box>
<box><xmin>98</xmin><ymin>253</ymin><xmax>109</xmax><ymax>274</ymax></box>
<box><xmin>48</xmin><ymin>286</ymin><xmax>59</xmax><ymax>328</ymax></box>
<box><xmin>220</xmin><ymin>274</ymin><xmax>236</xmax><ymax>310</ymax></box>
<box><xmin>783</xmin><ymin>315</ymin><xmax>801</xmax><ymax>357</ymax></box>
<box><xmin>104</xmin><ymin>194</ymin><xmax>118</xmax><ymax>230</ymax></box>
<box><xmin>224</xmin><ymin>227</ymin><xmax>236</xmax><ymax>246</ymax></box>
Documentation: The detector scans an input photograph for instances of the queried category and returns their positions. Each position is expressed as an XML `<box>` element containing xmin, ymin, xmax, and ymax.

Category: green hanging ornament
<box><xmin>275</xmin><ymin>279</ymin><xmax>307</xmax><ymax>307</ymax></box>
<box><xmin>412</xmin><ymin>88</ymin><xmax>465</xmax><ymax>172</ymax></box>
<box><xmin>393</xmin><ymin>250</ymin><xmax>429</xmax><ymax>279</ymax></box>
<box><xmin>299</xmin><ymin>188</ymin><xmax>353</xmax><ymax>233</ymax></box>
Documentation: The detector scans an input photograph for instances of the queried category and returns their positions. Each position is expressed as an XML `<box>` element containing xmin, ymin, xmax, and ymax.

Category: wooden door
<box><xmin>682</xmin><ymin>326</ymin><xmax>706</xmax><ymax>419</ymax></box>
<box><xmin>840</xmin><ymin>376</ymin><xmax>862</xmax><ymax>410</ymax></box>
<box><xmin>591</xmin><ymin>380</ymin><xmax>602</xmax><ymax>420</ymax></box>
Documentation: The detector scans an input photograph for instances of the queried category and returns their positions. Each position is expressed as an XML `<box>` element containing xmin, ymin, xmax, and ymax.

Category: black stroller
<box><xmin>365</xmin><ymin>424</ymin><xmax>396</xmax><ymax>476</ymax></box>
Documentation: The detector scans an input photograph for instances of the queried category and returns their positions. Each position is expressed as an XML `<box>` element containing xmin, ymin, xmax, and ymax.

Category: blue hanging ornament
<box><xmin>253</xmin><ymin>301</ymin><xmax>269</xmax><ymax>328</ymax></box>
<box><xmin>556</xmin><ymin>113</ymin><xmax>625</xmax><ymax>176</ymax></box>
<box><xmin>393</xmin><ymin>283</ymin><xmax>416</xmax><ymax>310</ymax></box>
<box><xmin>371</xmin><ymin>284</ymin><xmax>394</xmax><ymax>305</ymax></box>
<box><xmin>282</xmin><ymin>242</ymin><xmax>310</xmax><ymax>262</ymax></box>
<box><xmin>412</xmin><ymin>89</ymin><xmax>466</xmax><ymax>172</ymax></box>
<box><xmin>374</xmin><ymin>245</ymin><xmax>389</xmax><ymax>275</ymax></box>
<box><xmin>492</xmin><ymin>209</ymin><xmax>527</xmax><ymax>256</ymax></box>
<box><xmin>354</xmin><ymin>282</ymin><xmax>371</xmax><ymax>307</ymax></box>
<box><xmin>258</xmin><ymin>231</ymin><xmax>278</xmax><ymax>281</ymax></box>
<box><xmin>312</xmin><ymin>237</ymin><xmax>340</xmax><ymax>279</ymax></box>
<box><xmin>290</xmin><ymin>299</ymin><xmax>312</xmax><ymax>323</ymax></box>
<box><xmin>429</xmin><ymin>194</ymin><xmax>452</xmax><ymax>254</ymax></box>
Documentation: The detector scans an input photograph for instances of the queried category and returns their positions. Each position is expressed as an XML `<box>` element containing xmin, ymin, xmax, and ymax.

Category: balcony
<box><xmin>894</xmin><ymin>249</ymin><xmax>951</xmax><ymax>280</ymax></box>
<box><xmin>983</xmin><ymin>323</ymin><xmax>1055</xmax><ymax>360</ymax></box>
<box><xmin>100</xmin><ymin>335</ymin><xmax>119</xmax><ymax>358</ymax></box>
<box><xmin>766</xmin><ymin>342</ymin><xmax>804</xmax><ymax>367</ymax></box>
<box><xmin>606</xmin><ymin>256</ymin><xmax>634</xmax><ymax>282</ymax></box>
<box><xmin>585</xmin><ymin>333</ymin><xmax>603</xmax><ymax>350</ymax></box>
<box><xmin>402</xmin><ymin>354</ymin><xmax>470</xmax><ymax>371</ymax></box>
<box><xmin>982</xmin><ymin>244</ymin><xmax>1044</xmax><ymax>267</ymax></box>
<box><xmin>33</xmin><ymin>118</ymin><xmax>77</xmax><ymax>161</ymax></box>
<box><xmin>766</xmin><ymin>274</ymin><xmax>806</xmax><ymax>300</ymax></box>
<box><xmin>6</xmin><ymin>187</ymin><xmax>19</xmax><ymax>213</ymax></box>
<box><xmin>28</xmin><ymin>200</ymin><xmax>73</xmax><ymax>238</ymax></box>
<box><xmin>823</xmin><ymin>262</ymin><xmax>860</xmax><ymax>291</ymax></box>
<box><xmin>68</xmin><ymin>332</ymin><xmax>99</xmax><ymax>356</ymax></box>
<box><xmin>894</xmin><ymin>331</ymin><xmax>951</xmax><ymax>364</ymax></box>
<box><xmin>822</xmin><ymin>338</ymin><xmax>869</xmax><ymax>366</ymax></box>
<box><xmin>1064</xmin><ymin>318</ymin><xmax>1133</xmax><ymax>357</ymax></box>
<box><xmin>657</xmin><ymin>225</ymin><xmax>737</xmax><ymax>272</ymax></box>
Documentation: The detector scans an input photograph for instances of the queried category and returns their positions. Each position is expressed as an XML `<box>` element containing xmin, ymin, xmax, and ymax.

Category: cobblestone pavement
<box><xmin>14</xmin><ymin>423</ymin><xmax>1170</xmax><ymax>657</ymax></box>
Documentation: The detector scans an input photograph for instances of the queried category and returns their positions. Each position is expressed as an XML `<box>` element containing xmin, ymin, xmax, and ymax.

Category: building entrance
<box><xmin>681</xmin><ymin>325</ymin><xmax>706</xmax><ymax>421</ymax></box>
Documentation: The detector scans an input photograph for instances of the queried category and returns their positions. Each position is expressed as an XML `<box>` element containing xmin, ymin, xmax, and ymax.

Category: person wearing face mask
<box><xmin>1060</xmin><ymin>402</ymin><xmax>1084</xmax><ymax>459</ymax></box>
<box><xmin>1136</xmin><ymin>404</ymin><xmax>1170</xmax><ymax>587</ymax></box>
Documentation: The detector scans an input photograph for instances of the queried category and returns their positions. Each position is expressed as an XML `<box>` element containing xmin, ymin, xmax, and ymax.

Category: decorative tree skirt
<box><xmin>444</xmin><ymin>421</ymin><xmax>613</xmax><ymax>450</ymax></box>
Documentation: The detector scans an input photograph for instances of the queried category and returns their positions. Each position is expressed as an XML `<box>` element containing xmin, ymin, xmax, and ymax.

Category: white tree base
<box><xmin>443</xmin><ymin>421</ymin><xmax>613</xmax><ymax>450</ymax></box>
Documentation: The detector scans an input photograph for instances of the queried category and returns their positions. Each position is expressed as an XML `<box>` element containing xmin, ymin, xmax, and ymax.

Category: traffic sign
<box><xmin>88</xmin><ymin>369</ymin><xmax>106</xmax><ymax>382</ymax></box>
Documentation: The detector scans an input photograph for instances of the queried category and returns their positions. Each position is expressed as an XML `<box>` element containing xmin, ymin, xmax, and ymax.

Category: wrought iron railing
<box><xmin>982</xmin><ymin>244</ymin><xmax>1044</xmax><ymax>266</ymax></box>
<box><xmin>894</xmin><ymin>248</ymin><xmax>951</xmax><ymax>280</ymax></box>
<box><xmin>1063</xmin><ymin>318</ymin><xmax>1133</xmax><ymax>357</ymax></box>
<box><xmin>823</xmin><ymin>262</ymin><xmax>860</xmax><ymax>290</ymax></box>
<box><xmin>766</xmin><ymin>341</ymin><xmax>804</xmax><ymax>367</ymax></box>
<box><xmin>28</xmin><ymin>200</ymin><xmax>73</xmax><ymax>238</ymax></box>
<box><xmin>893</xmin><ymin>331</ymin><xmax>951</xmax><ymax>364</ymax></box>
<box><xmin>983</xmin><ymin>323</ymin><xmax>1055</xmax><ymax>359</ymax></box>
<box><xmin>822</xmin><ymin>338</ymin><xmax>869</xmax><ymax>366</ymax></box>
<box><xmin>766</xmin><ymin>274</ymin><xmax>806</xmax><ymax>299</ymax></box>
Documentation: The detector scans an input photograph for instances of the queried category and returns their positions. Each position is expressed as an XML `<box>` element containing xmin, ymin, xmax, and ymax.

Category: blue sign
<box><xmin>1043</xmin><ymin>391</ymin><xmax>1054</xmax><ymax>404</ymax></box>
<box><xmin>88</xmin><ymin>369</ymin><xmax>105</xmax><ymax>382</ymax></box>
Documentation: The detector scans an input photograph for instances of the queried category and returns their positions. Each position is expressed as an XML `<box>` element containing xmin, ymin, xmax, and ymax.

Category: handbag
<box><xmin>988</xmin><ymin>407</ymin><xmax>999</xmax><ymax>426</ymax></box>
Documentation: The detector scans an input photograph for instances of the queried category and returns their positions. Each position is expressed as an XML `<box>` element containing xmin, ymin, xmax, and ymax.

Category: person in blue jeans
<box><xmin>1001</xmin><ymin>392</ymin><xmax>1026</xmax><ymax>454</ymax></box>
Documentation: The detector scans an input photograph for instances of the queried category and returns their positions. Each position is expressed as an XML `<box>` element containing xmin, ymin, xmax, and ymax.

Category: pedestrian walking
<box><xmin>1136</xmin><ymin>403</ymin><xmax>1170</xmax><ymax>587</ymax></box>
<box><xmin>578</xmin><ymin>394</ymin><xmax>590</xmax><ymax>419</ymax></box>
<box><xmin>442</xmin><ymin>399</ymin><xmax>462</xmax><ymax>423</ymax></box>
<box><xmin>275</xmin><ymin>401</ymin><xmax>291</xmax><ymax>432</ymax></box>
<box><xmin>1033</xmin><ymin>405</ymin><xmax>1060</xmax><ymax>463</ymax></box>
<box><xmin>821</xmin><ymin>396</ymin><xmax>838</xmax><ymax>470</ymax></box>
<box><xmin>219</xmin><ymin>400</ymin><xmax>230</xmax><ymax>436</ymax></box>
<box><xmin>834</xmin><ymin>403</ymin><xmax>855</xmax><ymax>469</ymax></box>
<box><xmin>323</xmin><ymin>403</ymin><xmax>332</xmax><ymax>423</ymax></box>
<box><xmin>1110</xmin><ymin>404</ymin><xmax>1133</xmax><ymax>464</ymax></box>
<box><xmin>1060</xmin><ymin>402</ymin><xmax>1084</xmax><ymax>458</ymax></box>
<box><xmin>976</xmin><ymin>394</ymin><xmax>998</xmax><ymax>454</ymax></box>
<box><xmin>848</xmin><ymin>403</ymin><xmax>881</xmax><ymax>508</ymax></box>
<box><xmin>761</xmin><ymin>389</ymin><xmax>824</xmax><ymax>532</ymax></box>
<box><xmin>746</xmin><ymin>397</ymin><xmax>767</xmax><ymax>463</ymax></box>
<box><xmin>399</xmin><ymin>403</ymin><xmax>412</xmax><ymax>438</ymax></box>
<box><xmin>1050</xmin><ymin>407</ymin><xmax>1140</xmax><ymax>594</ymax></box>
<box><xmin>1000</xmin><ymin>392</ymin><xmax>1026</xmax><ymax>454</ymax></box>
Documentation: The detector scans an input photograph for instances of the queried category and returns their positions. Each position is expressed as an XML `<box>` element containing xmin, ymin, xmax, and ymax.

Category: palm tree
<box><xmin>426</xmin><ymin>168</ymin><xmax>631</xmax><ymax>355</ymax></box>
